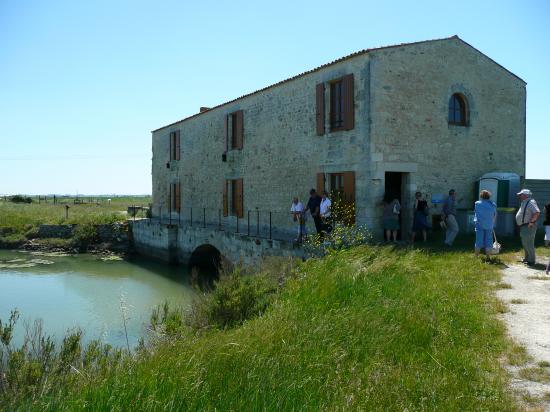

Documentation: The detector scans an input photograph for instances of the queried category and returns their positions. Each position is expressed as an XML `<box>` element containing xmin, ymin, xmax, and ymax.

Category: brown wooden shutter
<box><xmin>343</xmin><ymin>171</ymin><xmax>355</xmax><ymax>203</ymax></box>
<box><xmin>169</xmin><ymin>132</ymin><xmax>173</xmax><ymax>161</ymax></box>
<box><xmin>224</xmin><ymin>115</ymin><xmax>229</xmax><ymax>152</ymax></box>
<box><xmin>235</xmin><ymin>178</ymin><xmax>244</xmax><ymax>218</ymax></box>
<box><xmin>175</xmin><ymin>130</ymin><xmax>181</xmax><ymax>160</ymax></box>
<box><xmin>235</xmin><ymin>110</ymin><xmax>244</xmax><ymax>149</ymax></box>
<box><xmin>223</xmin><ymin>180</ymin><xmax>229</xmax><ymax>217</ymax></box>
<box><xmin>343</xmin><ymin>74</ymin><xmax>355</xmax><ymax>131</ymax></box>
<box><xmin>174</xmin><ymin>182</ymin><xmax>181</xmax><ymax>212</ymax></box>
<box><xmin>343</xmin><ymin>171</ymin><xmax>356</xmax><ymax>224</ymax></box>
<box><xmin>316</xmin><ymin>83</ymin><xmax>325</xmax><ymax>136</ymax></box>
<box><xmin>316</xmin><ymin>173</ymin><xmax>325</xmax><ymax>194</ymax></box>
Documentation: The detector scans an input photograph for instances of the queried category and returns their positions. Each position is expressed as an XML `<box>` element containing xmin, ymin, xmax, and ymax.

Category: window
<box><xmin>169</xmin><ymin>130</ymin><xmax>180</xmax><ymax>160</ymax></box>
<box><xmin>330</xmin><ymin>80</ymin><xmax>344</xmax><ymax>130</ymax></box>
<box><xmin>223</xmin><ymin>178</ymin><xmax>243</xmax><ymax>218</ymax></box>
<box><xmin>317</xmin><ymin>171</ymin><xmax>355</xmax><ymax>224</ymax></box>
<box><xmin>225</xmin><ymin>110</ymin><xmax>244</xmax><ymax>151</ymax></box>
<box><xmin>169</xmin><ymin>182</ymin><xmax>181</xmax><ymax>213</ymax></box>
<box><xmin>448</xmin><ymin>94</ymin><xmax>468</xmax><ymax>126</ymax></box>
<box><xmin>316</xmin><ymin>73</ymin><xmax>354</xmax><ymax>134</ymax></box>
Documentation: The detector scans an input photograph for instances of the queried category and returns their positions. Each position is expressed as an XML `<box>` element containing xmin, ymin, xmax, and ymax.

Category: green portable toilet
<box><xmin>476</xmin><ymin>172</ymin><xmax>520</xmax><ymax>208</ymax></box>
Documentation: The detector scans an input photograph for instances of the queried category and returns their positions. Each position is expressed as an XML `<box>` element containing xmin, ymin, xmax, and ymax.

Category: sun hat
<box><xmin>516</xmin><ymin>189</ymin><xmax>532</xmax><ymax>196</ymax></box>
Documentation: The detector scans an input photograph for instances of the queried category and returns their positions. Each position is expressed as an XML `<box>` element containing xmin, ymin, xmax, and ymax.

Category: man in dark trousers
<box><xmin>305</xmin><ymin>189</ymin><xmax>323</xmax><ymax>238</ymax></box>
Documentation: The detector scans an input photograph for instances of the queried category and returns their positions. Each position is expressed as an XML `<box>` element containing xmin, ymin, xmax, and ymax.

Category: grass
<box><xmin>0</xmin><ymin>196</ymin><xmax>150</xmax><ymax>230</ymax></box>
<box><xmin>1</xmin><ymin>246</ymin><xmax>517</xmax><ymax>411</ymax></box>
<box><xmin>0</xmin><ymin>196</ymin><xmax>150</xmax><ymax>247</ymax></box>
<box><xmin>510</xmin><ymin>298</ymin><xmax>528</xmax><ymax>304</ymax></box>
<box><xmin>518</xmin><ymin>367</ymin><xmax>550</xmax><ymax>383</ymax></box>
<box><xmin>507</xmin><ymin>343</ymin><xmax>532</xmax><ymax>366</ymax></box>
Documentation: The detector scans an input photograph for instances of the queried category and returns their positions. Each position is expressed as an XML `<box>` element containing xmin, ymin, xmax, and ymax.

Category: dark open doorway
<box><xmin>384</xmin><ymin>172</ymin><xmax>404</xmax><ymax>240</ymax></box>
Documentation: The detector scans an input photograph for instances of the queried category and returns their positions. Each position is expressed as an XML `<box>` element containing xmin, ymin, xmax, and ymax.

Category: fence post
<box><xmin>269</xmin><ymin>212</ymin><xmax>272</xmax><ymax>240</ymax></box>
<box><xmin>203</xmin><ymin>208</ymin><xmax>206</xmax><ymax>228</ymax></box>
<box><xmin>257</xmin><ymin>209</ymin><xmax>260</xmax><ymax>237</ymax></box>
<box><xmin>247</xmin><ymin>210</ymin><xmax>250</xmax><ymax>236</ymax></box>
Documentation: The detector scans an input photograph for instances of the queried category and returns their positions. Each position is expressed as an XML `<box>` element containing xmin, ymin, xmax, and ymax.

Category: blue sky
<box><xmin>1</xmin><ymin>0</ymin><xmax>548</xmax><ymax>195</ymax></box>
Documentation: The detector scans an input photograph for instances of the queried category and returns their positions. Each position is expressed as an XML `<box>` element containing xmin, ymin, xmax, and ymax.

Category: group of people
<box><xmin>293</xmin><ymin>186</ymin><xmax>550</xmax><ymax>273</ymax></box>
<box><xmin>384</xmin><ymin>188</ymin><xmax>550</xmax><ymax>273</ymax></box>
<box><xmin>290</xmin><ymin>189</ymin><xmax>332</xmax><ymax>242</ymax></box>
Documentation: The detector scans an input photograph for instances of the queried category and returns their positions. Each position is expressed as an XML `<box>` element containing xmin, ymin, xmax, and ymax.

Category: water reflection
<box><xmin>0</xmin><ymin>250</ymin><xmax>194</xmax><ymax>347</ymax></box>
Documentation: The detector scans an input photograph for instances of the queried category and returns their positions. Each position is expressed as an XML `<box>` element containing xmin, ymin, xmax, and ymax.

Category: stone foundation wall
<box><xmin>130</xmin><ymin>219</ymin><xmax>302</xmax><ymax>266</ymax></box>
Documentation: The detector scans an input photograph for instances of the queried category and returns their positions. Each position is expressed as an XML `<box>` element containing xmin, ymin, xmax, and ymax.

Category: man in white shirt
<box><xmin>320</xmin><ymin>191</ymin><xmax>332</xmax><ymax>234</ymax></box>
<box><xmin>290</xmin><ymin>197</ymin><xmax>306</xmax><ymax>241</ymax></box>
<box><xmin>515</xmin><ymin>189</ymin><xmax>540</xmax><ymax>266</ymax></box>
<box><xmin>320</xmin><ymin>191</ymin><xmax>332</xmax><ymax>218</ymax></box>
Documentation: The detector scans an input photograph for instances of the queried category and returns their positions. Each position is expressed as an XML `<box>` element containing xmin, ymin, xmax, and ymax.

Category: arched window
<box><xmin>448</xmin><ymin>93</ymin><xmax>468</xmax><ymax>126</ymax></box>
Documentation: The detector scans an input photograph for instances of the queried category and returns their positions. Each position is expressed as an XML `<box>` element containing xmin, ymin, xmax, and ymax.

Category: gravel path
<box><xmin>497</xmin><ymin>262</ymin><xmax>550</xmax><ymax>410</ymax></box>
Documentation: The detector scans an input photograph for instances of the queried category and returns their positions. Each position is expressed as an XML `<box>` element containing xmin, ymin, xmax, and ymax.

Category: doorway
<box><xmin>384</xmin><ymin>172</ymin><xmax>405</xmax><ymax>240</ymax></box>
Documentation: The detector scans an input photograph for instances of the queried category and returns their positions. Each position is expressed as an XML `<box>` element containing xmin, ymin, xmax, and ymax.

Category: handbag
<box><xmin>488</xmin><ymin>231</ymin><xmax>501</xmax><ymax>255</ymax></box>
<box><xmin>392</xmin><ymin>202</ymin><xmax>400</xmax><ymax>215</ymax></box>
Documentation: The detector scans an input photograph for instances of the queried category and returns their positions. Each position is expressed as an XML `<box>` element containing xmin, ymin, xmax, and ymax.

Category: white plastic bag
<box><xmin>488</xmin><ymin>231</ymin><xmax>501</xmax><ymax>255</ymax></box>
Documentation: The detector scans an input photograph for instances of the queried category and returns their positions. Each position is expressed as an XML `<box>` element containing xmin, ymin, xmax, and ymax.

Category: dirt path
<box><xmin>497</xmin><ymin>263</ymin><xmax>550</xmax><ymax>410</ymax></box>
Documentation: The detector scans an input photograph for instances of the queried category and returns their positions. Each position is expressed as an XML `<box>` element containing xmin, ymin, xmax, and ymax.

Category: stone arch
<box><xmin>188</xmin><ymin>244</ymin><xmax>230</xmax><ymax>288</ymax></box>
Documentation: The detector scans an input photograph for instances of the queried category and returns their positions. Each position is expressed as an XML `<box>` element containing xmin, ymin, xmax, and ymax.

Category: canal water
<box><xmin>0</xmin><ymin>249</ymin><xmax>194</xmax><ymax>348</ymax></box>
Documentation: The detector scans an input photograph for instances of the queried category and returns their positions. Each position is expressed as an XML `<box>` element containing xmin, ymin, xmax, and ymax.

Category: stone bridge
<box><xmin>130</xmin><ymin>219</ymin><xmax>302</xmax><ymax>272</ymax></box>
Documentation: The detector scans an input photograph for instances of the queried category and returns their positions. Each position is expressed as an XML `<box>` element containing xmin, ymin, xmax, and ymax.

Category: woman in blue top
<box><xmin>474</xmin><ymin>190</ymin><xmax>497</xmax><ymax>256</ymax></box>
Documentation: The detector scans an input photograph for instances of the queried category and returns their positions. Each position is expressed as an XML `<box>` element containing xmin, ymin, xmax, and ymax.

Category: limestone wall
<box><xmin>152</xmin><ymin>52</ymin><xmax>372</xmax><ymax>231</ymax></box>
<box><xmin>367</xmin><ymin>37</ymin><xmax>526</xmax><ymax>232</ymax></box>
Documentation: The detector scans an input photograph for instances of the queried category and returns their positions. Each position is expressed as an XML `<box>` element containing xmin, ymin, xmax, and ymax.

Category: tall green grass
<box><xmin>1</xmin><ymin>246</ymin><xmax>516</xmax><ymax>411</ymax></box>
<box><xmin>0</xmin><ymin>197</ymin><xmax>150</xmax><ymax>230</ymax></box>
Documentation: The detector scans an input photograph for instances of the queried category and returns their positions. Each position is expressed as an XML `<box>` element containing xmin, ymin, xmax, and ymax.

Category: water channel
<box><xmin>0</xmin><ymin>249</ymin><xmax>194</xmax><ymax>348</ymax></box>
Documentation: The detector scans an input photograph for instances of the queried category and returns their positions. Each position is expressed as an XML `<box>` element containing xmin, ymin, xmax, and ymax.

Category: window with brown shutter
<box><xmin>327</xmin><ymin>171</ymin><xmax>355</xmax><ymax>224</ymax></box>
<box><xmin>175</xmin><ymin>130</ymin><xmax>181</xmax><ymax>160</ymax></box>
<box><xmin>330</xmin><ymin>80</ymin><xmax>344</xmax><ymax>131</ymax></box>
<box><xmin>327</xmin><ymin>74</ymin><xmax>354</xmax><ymax>132</ymax></box>
<box><xmin>223</xmin><ymin>180</ymin><xmax>229</xmax><ymax>217</ymax></box>
<box><xmin>316</xmin><ymin>83</ymin><xmax>325</xmax><ymax>136</ymax></box>
<box><xmin>316</xmin><ymin>173</ymin><xmax>325</xmax><ymax>194</ymax></box>
<box><xmin>169</xmin><ymin>130</ymin><xmax>181</xmax><ymax>161</ymax></box>
<box><xmin>342</xmin><ymin>74</ymin><xmax>354</xmax><ymax>131</ymax></box>
<box><xmin>174</xmin><ymin>182</ymin><xmax>181</xmax><ymax>212</ymax></box>
<box><xmin>228</xmin><ymin>110</ymin><xmax>244</xmax><ymax>150</ymax></box>
<box><xmin>169</xmin><ymin>183</ymin><xmax>181</xmax><ymax>213</ymax></box>
<box><xmin>225</xmin><ymin>178</ymin><xmax>244</xmax><ymax>218</ymax></box>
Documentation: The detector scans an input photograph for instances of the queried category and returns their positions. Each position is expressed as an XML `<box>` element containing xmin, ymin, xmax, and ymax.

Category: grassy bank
<box><xmin>1</xmin><ymin>246</ymin><xmax>517</xmax><ymax>411</ymax></box>
<box><xmin>0</xmin><ymin>196</ymin><xmax>150</xmax><ymax>248</ymax></box>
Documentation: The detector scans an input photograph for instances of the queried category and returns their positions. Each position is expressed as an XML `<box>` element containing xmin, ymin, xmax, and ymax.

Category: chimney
<box><xmin>199</xmin><ymin>107</ymin><xmax>210</xmax><ymax>113</ymax></box>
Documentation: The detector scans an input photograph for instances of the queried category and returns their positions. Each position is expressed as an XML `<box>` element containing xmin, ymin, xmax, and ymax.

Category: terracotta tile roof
<box><xmin>152</xmin><ymin>35</ymin><xmax>525</xmax><ymax>133</ymax></box>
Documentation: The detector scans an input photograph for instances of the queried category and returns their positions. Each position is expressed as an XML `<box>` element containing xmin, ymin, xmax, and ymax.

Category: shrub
<box><xmin>188</xmin><ymin>271</ymin><xmax>278</xmax><ymax>330</ymax></box>
<box><xmin>72</xmin><ymin>224</ymin><xmax>98</xmax><ymax>250</ymax></box>
<box><xmin>9</xmin><ymin>195</ymin><xmax>32</xmax><ymax>204</ymax></box>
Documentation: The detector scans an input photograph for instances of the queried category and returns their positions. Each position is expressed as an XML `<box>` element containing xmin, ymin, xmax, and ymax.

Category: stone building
<box><xmin>146</xmin><ymin>35</ymin><xmax>525</xmax><ymax>254</ymax></box>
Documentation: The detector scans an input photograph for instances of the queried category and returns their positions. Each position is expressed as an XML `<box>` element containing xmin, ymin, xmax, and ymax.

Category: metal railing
<box><xmin>150</xmin><ymin>206</ymin><xmax>312</xmax><ymax>243</ymax></box>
